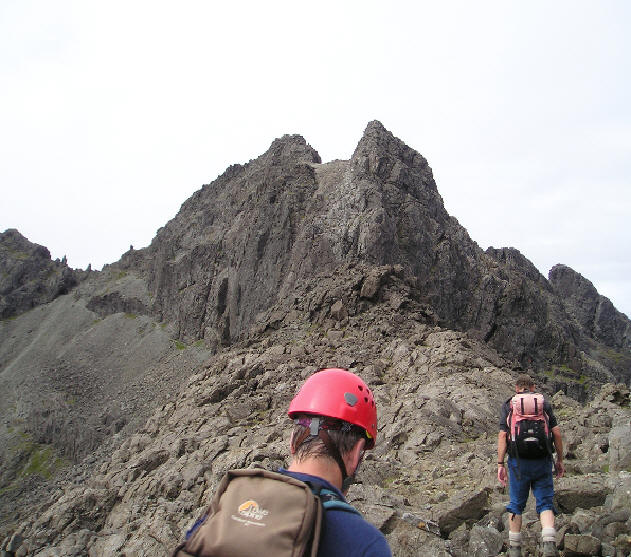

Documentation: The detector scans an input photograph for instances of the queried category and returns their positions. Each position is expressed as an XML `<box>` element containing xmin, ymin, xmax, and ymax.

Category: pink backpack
<box><xmin>507</xmin><ymin>392</ymin><xmax>552</xmax><ymax>459</ymax></box>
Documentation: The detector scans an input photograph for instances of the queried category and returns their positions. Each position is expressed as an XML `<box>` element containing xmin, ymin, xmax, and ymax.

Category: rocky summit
<box><xmin>0</xmin><ymin>122</ymin><xmax>630</xmax><ymax>557</ymax></box>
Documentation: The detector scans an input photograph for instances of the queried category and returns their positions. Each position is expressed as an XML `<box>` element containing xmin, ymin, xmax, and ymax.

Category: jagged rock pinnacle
<box><xmin>263</xmin><ymin>134</ymin><xmax>321</xmax><ymax>164</ymax></box>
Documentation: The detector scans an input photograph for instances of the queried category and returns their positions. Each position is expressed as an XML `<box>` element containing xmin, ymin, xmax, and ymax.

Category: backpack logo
<box><xmin>232</xmin><ymin>500</ymin><xmax>269</xmax><ymax>526</ymax></box>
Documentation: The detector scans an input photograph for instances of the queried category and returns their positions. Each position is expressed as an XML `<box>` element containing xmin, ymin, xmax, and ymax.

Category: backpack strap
<box><xmin>318</xmin><ymin>487</ymin><xmax>362</xmax><ymax>516</ymax></box>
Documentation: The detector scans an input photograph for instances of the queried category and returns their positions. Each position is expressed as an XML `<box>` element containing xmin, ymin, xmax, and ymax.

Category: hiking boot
<box><xmin>542</xmin><ymin>541</ymin><xmax>558</xmax><ymax>557</ymax></box>
<box><xmin>508</xmin><ymin>547</ymin><xmax>522</xmax><ymax>557</ymax></box>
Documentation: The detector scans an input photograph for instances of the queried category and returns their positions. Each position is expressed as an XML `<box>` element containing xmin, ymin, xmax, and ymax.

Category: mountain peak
<box><xmin>263</xmin><ymin>133</ymin><xmax>321</xmax><ymax>164</ymax></box>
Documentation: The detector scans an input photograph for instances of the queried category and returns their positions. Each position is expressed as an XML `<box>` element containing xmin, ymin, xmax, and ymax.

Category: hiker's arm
<box><xmin>551</xmin><ymin>426</ymin><xmax>565</xmax><ymax>478</ymax></box>
<box><xmin>497</xmin><ymin>431</ymin><xmax>508</xmax><ymax>486</ymax></box>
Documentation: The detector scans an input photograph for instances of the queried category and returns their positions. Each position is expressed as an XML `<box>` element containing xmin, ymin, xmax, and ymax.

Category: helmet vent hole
<box><xmin>358</xmin><ymin>385</ymin><xmax>363</xmax><ymax>391</ymax></box>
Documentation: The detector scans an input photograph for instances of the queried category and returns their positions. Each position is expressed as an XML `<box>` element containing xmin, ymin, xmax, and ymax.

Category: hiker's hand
<box><xmin>554</xmin><ymin>460</ymin><xmax>565</xmax><ymax>479</ymax></box>
<box><xmin>497</xmin><ymin>465</ymin><xmax>507</xmax><ymax>487</ymax></box>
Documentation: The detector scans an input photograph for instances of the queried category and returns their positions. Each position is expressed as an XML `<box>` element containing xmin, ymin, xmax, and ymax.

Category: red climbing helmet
<box><xmin>288</xmin><ymin>368</ymin><xmax>377</xmax><ymax>449</ymax></box>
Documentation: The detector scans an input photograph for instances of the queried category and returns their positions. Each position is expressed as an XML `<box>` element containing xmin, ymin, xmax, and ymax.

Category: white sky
<box><xmin>1</xmin><ymin>1</ymin><xmax>630</xmax><ymax>318</ymax></box>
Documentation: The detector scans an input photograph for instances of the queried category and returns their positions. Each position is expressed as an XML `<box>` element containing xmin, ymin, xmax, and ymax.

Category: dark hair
<box><xmin>290</xmin><ymin>415</ymin><xmax>365</xmax><ymax>462</ymax></box>
<box><xmin>515</xmin><ymin>374</ymin><xmax>534</xmax><ymax>390</ymax></box>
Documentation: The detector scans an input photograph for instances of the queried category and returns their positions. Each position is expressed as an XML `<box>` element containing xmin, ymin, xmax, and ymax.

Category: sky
<box><xmin>1</xmin><ymin>1</ymin><xmax>630</xmax><ymax>318</ymax></box>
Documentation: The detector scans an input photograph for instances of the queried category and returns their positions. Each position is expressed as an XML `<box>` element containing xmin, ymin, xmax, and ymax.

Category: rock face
<box><xmin>1</xmin><ymin>122</ymin><xmax>631</xmax><ymax>556</ymax></box>
<box><xmin>3</xmin><ymin>309</ymin><xmax>630</xmax><ymax>556</ymax></box>
<box><xmin>549</xmin><ymin>264</ymin><xmax>631</xmax><ymax>379</ymax></box>
<box><xmin>0</xmin><ymin>229</ymin><xmax>82</xmax><ymax>319</ymax></box>
<box><xmin>121</xmin><ymin>121</ymin><xmax>629</xmax><ymax>389</ymax></box>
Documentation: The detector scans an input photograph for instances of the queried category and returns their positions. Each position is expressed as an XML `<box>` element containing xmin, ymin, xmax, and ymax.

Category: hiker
<box><xmin>283</xmin><ymin>367</ymin><xmax>392</xmax><ymax>556</ymax></box>
<box><xmin>497</xmin><ymin>374</ymin><xmax>565</xmax><ymax>557</ymax></box>
<box><xmin>173</xmin><ymin>368</ymin><xmax>392</xmax><ymax>557</ymax></box>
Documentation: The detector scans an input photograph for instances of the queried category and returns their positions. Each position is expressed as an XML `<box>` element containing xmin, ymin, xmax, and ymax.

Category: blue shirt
<box><xmin>280</xmin><ymin>470</ymin><xmax>392</xmax><ymax>557</ymax></box>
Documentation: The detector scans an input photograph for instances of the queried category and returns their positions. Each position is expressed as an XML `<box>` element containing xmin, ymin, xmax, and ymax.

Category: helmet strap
<box><xmin>292</xmin><ymin>417</ymin><xmax>352</xmax><ymax>490</ymax></box>
<box><xmin>317</xmin><ymin>429</ymin><xmax>349</xmax><ymax>486</ymax></box>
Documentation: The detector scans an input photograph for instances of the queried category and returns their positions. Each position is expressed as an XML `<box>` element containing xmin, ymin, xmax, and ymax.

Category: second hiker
<box><xmin>497</xmin><ymin>373</ymin><xmax>565</xmax><ymax>557</ymax></box>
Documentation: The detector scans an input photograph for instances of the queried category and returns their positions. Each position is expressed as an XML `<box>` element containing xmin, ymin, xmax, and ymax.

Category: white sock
<box><xmin>541</xmin><ymin>528</ymin><xmax>556</xmax><ymax>543</ymax></box>
<box><xmin>509</xmin><ymin>531</ymin><xmax>522</xmax><ymax>547</ymax></box>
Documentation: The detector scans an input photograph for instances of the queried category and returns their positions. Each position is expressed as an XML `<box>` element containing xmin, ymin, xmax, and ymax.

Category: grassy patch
<box><xmin>544</xmin><ymin>365</ymin><xmax>591</xmax><ymax>387</ymax></box>
<box><xmin>10</xmin><ymin>434</ymin><xmax>67</xmax><ymax>480</ymax></box>
<box><xmin>174</xmin><ymin>340</ymin><xmax>186</xmax><ymax>350</ymax></box>
<box><xmin>556</xmin><ymin>407</ymin><xmax>573</xmax><ymax>419</ymax></box>
<box><xmin>124</xmin><ymin>313</ymin><xmax>137</xmax><ymax>319</ymax></box>
<box><xmin>599</xmin><ymin>348</ymin><xmax>629</xmax><ymax>366</ymax></box>
<box><xmin>23</xmin><ymin>446</ymin><xmax>55</xmax><ymax>478</ymax></box>
<box><xmin>116</xmin><ymin>271</ymin><xmax>129</xmax><ymax>280</ymax></box>
<box><xmin>382</xmin><ymin>476</ymin><xmax>398</xmax><ymax>488</ymax></box>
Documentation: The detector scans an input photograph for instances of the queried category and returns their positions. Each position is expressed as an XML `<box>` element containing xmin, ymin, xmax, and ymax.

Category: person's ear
<box><xmin>346</xmin><ymin>438</ymin><xmax>366</xmax><ymax>475</ymax></box>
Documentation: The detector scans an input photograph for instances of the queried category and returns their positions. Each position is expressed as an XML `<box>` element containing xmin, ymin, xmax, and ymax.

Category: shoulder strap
<box><xmin>318</xmin><ymin>487</ymin><xmax>362</xmax><ymax>516</ymax></box>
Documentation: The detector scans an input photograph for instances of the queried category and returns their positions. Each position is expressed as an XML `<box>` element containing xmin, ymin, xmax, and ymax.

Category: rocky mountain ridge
<box><xmin>1</xmin><ymin>122</ymin><xmax>630</xmax><ymax>556</ymax></box>
<box><xmin>0</xmin><ymin>229</ymin><xmax>84</xmax><ymax>320</ymax></box>
<box><xmin>3</xmin><ymin>280</ymin><xmax>630</xmax><ymax>555</ymax></box>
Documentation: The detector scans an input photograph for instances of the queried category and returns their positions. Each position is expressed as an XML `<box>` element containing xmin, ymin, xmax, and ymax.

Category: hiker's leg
<box><xmin>509</xmin><ymin>513</ymin><xmax>522</xmax><ymax>533</ymax></box>
<box><xmin>532</xmin><ymin>460</ymin><xmax>555</xmax><ymax>516</ymax></box>
<box><xmin>540</xmin><ymin>510</ymin><xmax>554</xmax><ymax>529</ymax></box>
<box><xmin>506</xmin><ymin>457</ymin><xmax>528</xmax><ymax>528</ymax></box>
<box><xmin>532</xmin><ymin>460</ymin><xmax>558</xmax><ymax>556</ymax></box>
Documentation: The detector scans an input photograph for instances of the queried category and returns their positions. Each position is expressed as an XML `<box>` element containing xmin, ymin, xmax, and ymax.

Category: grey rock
<box><xmin>447</xmin><ymin>523</ymin><xmax>471</xmax><ymax>557</ymax></box>
<box><xmin>608</xmin><ymin>473</ymin><xmax>631</xmax><ymax>511</ymax></box>
<box><xmin>601</xmin><ymin>541</ymin><xmax>616</xmax><ymax>556</ymax></box>
<box><xmin>599</xmin><ymin>510</ymin><xmax>630</xmax><ymax>527</ymax></box>
<box><xmin>555</xmin><ymin>476</ymin><xmax>608</xmax><ymax>513</ymax></box>
<box><xmin>433</xmin><ymin>488</ymin><xmax>490</xmax><ymax>536</ymax></box>
<box><xmin>0</xmin><ymin>229</ymin><xmax>81</xmax><ymax>319</ymax></box>
<box><xmin>609</xmin><ymin>424</ymin><xmax>631</xmax><ymax>472</ymax></box>
<box><xmin>563</xmin><ymin>533</ymin><xmax>601</xmax><ymax>556</ymax></box>
<box><xmin>549</xmin><ymin>264</ymin><xmax>631</xmax><ymax>354</ymax></box>
<box><xmin>329</xmin><ymin>300</ymin><xmax>348</xmax><ymax>321</ymax></box>
<box><xmin>6</xmin><ymin>533</ymin><xmax>22</xmax><ymax>551</ymax></box>
<box><xmin>468</xmin><ymin>524</ymin><xmax>503</xmax><ymax>557</ymax></box>
<box><xmin>570</xmin><ymin>508</ymin><xmax>599</xmax><ymax>534</ymax></box>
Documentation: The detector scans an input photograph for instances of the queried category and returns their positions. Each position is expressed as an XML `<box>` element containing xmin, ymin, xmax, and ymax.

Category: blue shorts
<box><xmin>506</xmin><ymin>456</ymin><xmax>556</xmax><ymax>515</ymax></box>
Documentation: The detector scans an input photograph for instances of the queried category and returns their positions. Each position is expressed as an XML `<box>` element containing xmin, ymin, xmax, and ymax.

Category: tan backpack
<box><xmin>172</xmin><ymin>468</ymin><xmax>359</xmax><ymax>557</ymax></box>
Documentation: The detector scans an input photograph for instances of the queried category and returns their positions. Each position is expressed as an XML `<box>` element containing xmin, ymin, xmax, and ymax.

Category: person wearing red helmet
<box><xmin>282</xmin><ymin>368</ymin><xmax>392</xmax><ymax>557</ymax></box>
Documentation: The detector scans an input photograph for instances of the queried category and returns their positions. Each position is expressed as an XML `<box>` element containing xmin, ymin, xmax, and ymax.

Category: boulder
<box><xmin>607</xmin><ymin>473</ymin><xmax>631</xmax><ymax>511</ymax></box>
<box><xmin>563</xmin><ymin>533</ymin><xmax>601</xmax><ymax>556</ymax></box>
<box><xmin>554</xmin><ymin>476</ymin><xmax>608</xmax><ymax>513</ymax></box>
<box><xmin>608</xmin><ymin>423</ymin><xmax>631</xmax><ymax>472</ymax></box>
<box><xmin>468</xmin><ymin>524</ymin><xmax>503</xmax><ymax>557</ymax></box>
<box><xmin>433</xmin><ymin>488</ymin><xmax>491</xmax><ymax>537</ymax></box>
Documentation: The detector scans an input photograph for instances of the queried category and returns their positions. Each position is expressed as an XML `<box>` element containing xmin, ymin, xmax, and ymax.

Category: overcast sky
<box><xmin>1</xmin><ymin>1</ymin><xmax>630</xmax><ymax>318</ymax></box>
